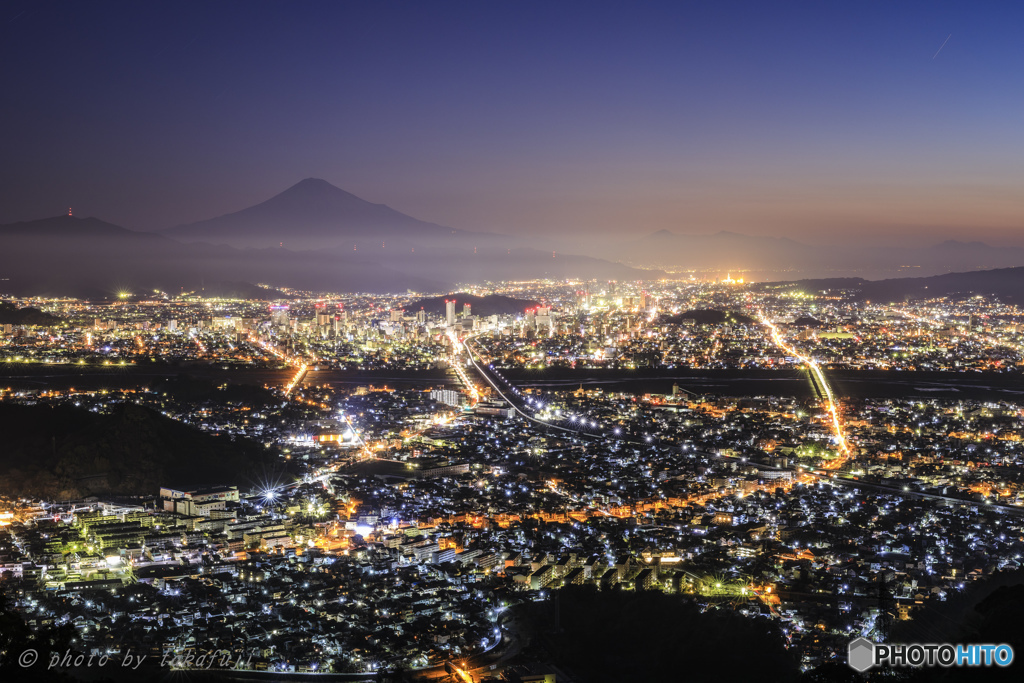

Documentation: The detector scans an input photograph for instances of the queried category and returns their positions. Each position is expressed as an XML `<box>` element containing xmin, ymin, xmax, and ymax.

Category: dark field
<box><xmin>2</xmin><ymin>362</ymin><xmax>1021</xmax><ymax>401</ymax></box>
<box><xmin>0</xmin><ymin>362</ymin><xmax>457</xmax><ymax>393</ymax></box>
<box><xmin>501</xmin><ymin>367</ymin><xmax>1024</xmax><ymax>401</ymax></box>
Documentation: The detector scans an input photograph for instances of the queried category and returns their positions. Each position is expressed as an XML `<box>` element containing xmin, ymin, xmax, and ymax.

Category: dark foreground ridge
<box><xmin>550</xmin><ymin>585</ymin><xmax>799</xmax><ymax>683</ymax></box>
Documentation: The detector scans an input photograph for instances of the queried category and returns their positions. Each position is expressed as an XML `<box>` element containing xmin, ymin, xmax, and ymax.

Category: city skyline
<box><xmin>4</xmin><ymin>3</ymin><xmax>1024</xmax><ymax>681</ymax></box>
<box><xmin>2</xmin><ymin>279</ymin><xmax>1024</xmax><ymax>680</ymax></box>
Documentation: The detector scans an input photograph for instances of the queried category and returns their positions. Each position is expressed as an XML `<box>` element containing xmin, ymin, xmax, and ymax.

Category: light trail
<box><xmin>759</xmin><ymin>313</ymin><xmax>851</xmax><ymax>460</ymax></box>
<box><xmin>246</xmin><ymin>333</ymin><xmax>311</xmax><ymax>396</ymax></box>
<box><xmin>446</xmin><ymin>329</ymin><xmax>482</xmax><ymax>403</ymax></box>
<box><xmin>460</xmin><ymin>335</ymin><xmax>602</xmax><ymax>437</ymax></box>
<box><xmin>337</xmin><ymin>411</ymin><xmax>375</xmax><ymax>461</ymax></box>
<box><xmin>450</xmin><ymin>663</ymin><xmax>474</xmax><ymax>683</ymax></box>
<box><xmin>284</xmin><ymin>363</ymin><xmax>308</xmax><ymax>396</ymax></box>
<box><xmin>447</xmin><ymin>330</ymin><xmax>481</xmax><ymax>403</ymax></box>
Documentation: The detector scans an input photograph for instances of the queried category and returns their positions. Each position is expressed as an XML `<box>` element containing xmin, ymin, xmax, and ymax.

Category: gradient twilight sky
<box><xmin>2</xmin><ymin>1</ymin><xmax>1022</xmax><ymax>246</ymax></box>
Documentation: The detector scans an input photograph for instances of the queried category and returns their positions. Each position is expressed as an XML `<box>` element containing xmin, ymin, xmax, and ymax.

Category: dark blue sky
<box><xmin>2</xmin><ymin>1</ymin><xmax>1022</xmax><ymax>245</ymax></box>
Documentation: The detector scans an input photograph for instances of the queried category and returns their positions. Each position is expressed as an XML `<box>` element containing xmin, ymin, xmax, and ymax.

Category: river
<box><xmin>2</xmin><ymin>363</ymin><xmax>1020</xmax><ymax>401</ymax></box>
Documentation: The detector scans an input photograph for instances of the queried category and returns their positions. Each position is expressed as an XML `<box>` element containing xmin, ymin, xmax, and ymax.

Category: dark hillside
<box><xmin>0</xmin><ymin>302</ymin><xmax>62</xmax><ymax>326</ymax></box>
<box><xmin>0</xmin><ymin>403</ymin><xmax>278</xmax><ymax>499</ymax></box>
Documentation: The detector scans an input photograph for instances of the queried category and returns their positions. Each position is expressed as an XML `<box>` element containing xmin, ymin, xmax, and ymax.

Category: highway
<box><xmin>460</xmin><ymin>334</ymin><xmax>606</xmax><ymax>439</ymax></box>
<box><xmin>759</xmin><ymin>313</ymin><xmax>851</xmax><ymax>461</ymax></box>
<box><xmin>461</xmin><ymin>331</ymin><xmax>1024</xmax><ymax>519</ymax></box>
<box><xmin>710</xmin><ymin>451</ymin><xmax>1024</xmax><ymax>517</ymax></box>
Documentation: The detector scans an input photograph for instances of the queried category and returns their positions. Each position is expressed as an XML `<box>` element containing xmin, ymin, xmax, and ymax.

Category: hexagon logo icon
<box><xmin>848</xmin><ymin>637</ymin><xmax>875</xmax><ymax>672</ymax></box>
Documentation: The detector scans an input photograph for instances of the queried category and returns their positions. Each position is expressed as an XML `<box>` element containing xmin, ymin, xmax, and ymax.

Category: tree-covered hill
<box><xmin>553</xmin><ymin>585</ymin><xmax>798</xmax><ymax>683</ymax></box>
<box><xmin>0</xmin><ymin>402</ymin><xmax>278</xmax><ymax>499</ymax></box>
<box><xmin>0</xmin><ymin>302</ymin><xmax>62</xmax><ymax>326</ymax></box>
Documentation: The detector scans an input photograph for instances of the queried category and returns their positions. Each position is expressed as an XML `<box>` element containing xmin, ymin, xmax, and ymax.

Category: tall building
<box><xmin>536</xmin><ymin>307</ymin><xmax>554</xmax><ymax>336</ymax></box>
<box><xmin>446</xmin><ymin>300</ymin><xmax>456</xmax><ymax>326</ymax></box>
<box><xmin>270</xmin><ymin>305</ymin><xmax>289</xmax><ymax>329</ymax></box>
<box><xmin>430</xmin><ymin>388</ymin><xmax>462</xmax><ymax>407</ymax></box>
<box><xmin>524</xmin><ymin>309</ymin><xmax>536</xmax><ymax>334</ymax></box>
<box><xmin>463</xmin><ymin>303</ymin><xmax>472</xmax><ymax>317</ymax></box>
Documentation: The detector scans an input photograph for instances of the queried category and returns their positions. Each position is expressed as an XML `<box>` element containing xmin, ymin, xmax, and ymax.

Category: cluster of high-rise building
<box><xmin>1</xmin><ymin>278</ymin><xmax>1023</xmax><ymax>678</ymax></box>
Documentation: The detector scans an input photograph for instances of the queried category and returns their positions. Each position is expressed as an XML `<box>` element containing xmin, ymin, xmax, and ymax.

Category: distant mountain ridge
<box><xmin>1</xmin><ymin>214</ymin><xmax>166</xmax><ymax>241</ymax></box>
<box><xmin>163</xmin><ymin>178</ymin><xmax>475</xmax><ymax>248</ymax></box>
<box><xmin>768</xmin><ymin>267</ymin><xmax>1024</xmax><ymax>305</ymax></box>
<box><xmin>607</xmin><ymin>229</ymin><xmax>1024</xmax><ymax>279</ymax></box>
<box><xmin>152</xmin><ymin>178</ymin><xmax>661</xmax><ymax>286</ymax></box>
<box><xmin>1</xmin><ymin>212</ymin><xmax>657</xmax><ymax>298</ymax></box>
<box><xmin>0</xmin><ymin>215</ymin><xmax>449</xmax><ymax>297</ymax></box>
<box><xmin>6</xmin><ymin>180</ymin><xmax>1021</xmax><ymax>295</ymax></box>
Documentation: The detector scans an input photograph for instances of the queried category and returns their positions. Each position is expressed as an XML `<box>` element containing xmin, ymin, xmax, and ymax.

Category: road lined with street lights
<box><xmin>460</xmin><ymin>333</ymin><xmax>611</xmax><ymax>439</ymax></box>
<box><xmin>759</xmin><ymin>312</ymin><xmax>852</xmax><ymax>463</ymax></box>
